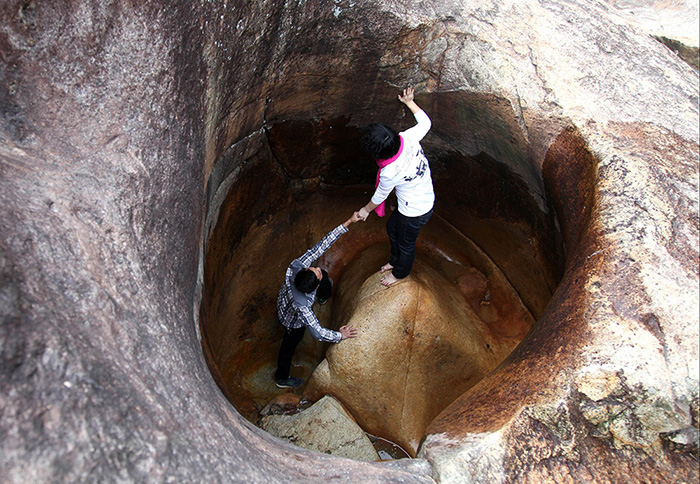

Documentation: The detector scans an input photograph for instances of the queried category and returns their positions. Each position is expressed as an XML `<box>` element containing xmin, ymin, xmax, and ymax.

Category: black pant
<box><xmin>275</xmin><ymin>326</ymin><xmax>306</xmax><ymax>381</ymax></box>
<box><xmin>386</xmin><ymin>208</ymin><xmax>433</xmax><ymax>279</ymax></box>
<box><xmin>275</xmin><ymin>270</ymin><xmax>331</xmax><ymax>380</ymax></box>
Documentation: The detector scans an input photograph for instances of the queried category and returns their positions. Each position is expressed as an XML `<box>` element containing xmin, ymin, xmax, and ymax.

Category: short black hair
<box><xmin>359</xmin><ymin>123</ymin><xmax>400</xmax><ymax>160</ymax></box>
<box><xmin>294</xmin><ymin>269</ymin><xmax>320</xmax><ymax>294</ymax></box>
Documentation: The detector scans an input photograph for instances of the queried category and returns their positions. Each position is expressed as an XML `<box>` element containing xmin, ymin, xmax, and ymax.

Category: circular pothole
<box><xmin>201</xmin><ymin>95</ymin><xmax>565</xmax><ymax>460</ymax></box>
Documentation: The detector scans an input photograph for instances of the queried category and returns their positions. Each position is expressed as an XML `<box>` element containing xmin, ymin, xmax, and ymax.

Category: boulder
<box><xmin>304</xmin><ymin>250</ymin><xmax>533</xmax><ymax>456</ymax></box>
<box><xmin>260</xmin><ymin>395</ymin><xmax>380</xmax><ymax>462</ymax></box>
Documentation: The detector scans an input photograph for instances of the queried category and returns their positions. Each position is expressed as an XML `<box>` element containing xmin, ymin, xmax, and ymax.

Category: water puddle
<box><xmin>367</xmin><ymin>434</ymin><xmax>411</xmax><ymax>460</ymax></box>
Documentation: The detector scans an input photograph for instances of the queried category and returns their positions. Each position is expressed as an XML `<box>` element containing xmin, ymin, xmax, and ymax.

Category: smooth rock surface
<box><xmin>260</xmin><ymin>395</ymin><xmax>380</xmax><ymax>462</ymax></box>
<box><xmin>1</xmin><ymin>0</ymin><xmax>697</xmax><ymax>483</ymax></box>
<box><xmin>600</xmin><ymin>0</ymin><xmax>699</xmax><ymax>47</ymax></box>
<box><xmin>304</xmin><ymin>247</ymin><xmax>533</xmax><ymax>456</ymax></box>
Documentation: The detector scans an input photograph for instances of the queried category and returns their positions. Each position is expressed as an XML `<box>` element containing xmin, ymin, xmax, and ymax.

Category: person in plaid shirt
<box><xmin>274</xmin><ymin>212</ymin><xmax>361</xmax><ymax>388</ymax></box>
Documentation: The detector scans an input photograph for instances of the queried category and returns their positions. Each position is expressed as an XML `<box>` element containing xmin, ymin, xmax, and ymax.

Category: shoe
<box><xmin>275</xmin><ymin>376</ymin><xmax>304</xmax><ymax>389</ymax></box>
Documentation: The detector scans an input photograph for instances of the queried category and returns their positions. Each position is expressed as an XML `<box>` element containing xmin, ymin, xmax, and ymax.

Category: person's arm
<box><xmin>299</xmin><ymin>307</ymin><xmax>343</xmax><ymax>343</ymax></box>
<box><xmin>343</xmin><ymin>212</ymin><xmax>362</xmax><ymax>228</ymax></box>
<box><xmin>400</xmin><ymin>87</ymin><xmax>431</xmax><ymax>141</ymax></box>
<box><xmin>359</xmin><ymin>167</ymin><xmax>401</xmax><ymax>220</ymax></box>
<box><xmin>297</xmin><ymin>225</ymin><xmax>347</xmax><ymax>267</ymax></box>
<box><xmin>358</xmin><ymin>201</ymin><xmax>379</xmax><ymax>221</ymax></box>
<box><xmin>298</xmin><ymin>307</ymin><xmax>360</xmax><ymax>342</ymax></box>
<box><xmin>297</xmin><ymin>213</ymin><xmax>360</xmax><ymax>267</ymax></box>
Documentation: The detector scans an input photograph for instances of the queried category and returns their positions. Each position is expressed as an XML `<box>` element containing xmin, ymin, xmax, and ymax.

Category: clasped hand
<box><xmin>357</xmin><ymin>207</ymin><xmax>369</xmax><ymax>221</ymax></box>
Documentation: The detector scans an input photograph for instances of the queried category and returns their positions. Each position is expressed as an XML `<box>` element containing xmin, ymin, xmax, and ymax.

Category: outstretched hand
<box><xmin>344</xmin><ymin>211</ymin><xmax>362</xmax><ymax>227</ymax></box>
<box><xmin>357</xmin><ymin>207</ymin><xmax>369</xmax><ymax>221</ymax></box>
<box><xmin>339</xmin><ymin>324</ymin><xmax>359</xmax><ymax>340</ymax></box>
<box><xmin>398</xmin><ymin>86</ymin><xmax>414</xmax><ymax>105</ymax></box>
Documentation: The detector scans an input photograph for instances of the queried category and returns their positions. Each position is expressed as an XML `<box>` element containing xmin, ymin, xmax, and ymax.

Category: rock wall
<box><xmin>0</xmin><ymin>1</ymin><xmax>431</xmax><ymax>482</ymax></box>
<box><xmin>1</xmin><ymin>0</ymin><xmax>697</xmax><ymax>483</ymax></box>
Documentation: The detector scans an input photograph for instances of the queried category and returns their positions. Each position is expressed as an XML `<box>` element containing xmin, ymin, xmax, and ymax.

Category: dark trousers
<box><xmin>275</xmin><ymin>326</ymin><xmax>306</xmax><ymax>380</ymax></box>
<box><xmin>386</xmin><ymin>208</ymin><xmax>433</xmax><ymax>279</ymax></box>
<box><xmin>275</xmin><ymin>270</ymin><xmax>331</xmax><ymax>380</ymax></box>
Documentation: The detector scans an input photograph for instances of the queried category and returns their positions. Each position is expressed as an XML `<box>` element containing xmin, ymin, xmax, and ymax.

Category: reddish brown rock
<box><xmin>0</xmin><ymin>0</ymin><xmax>696</xmax><ymax>483</ymax></box>
<box><xmin>304</xmin><ymin>249</ymin><xmax>534</xmax><ymax>456</ymax></box>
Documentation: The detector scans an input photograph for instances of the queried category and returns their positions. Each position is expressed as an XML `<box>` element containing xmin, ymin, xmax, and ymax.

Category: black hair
<box><xmin>359</xmin><ymin>123</ymin><xmax>401</xmax><ymax>160</ymax></box>
<box><xmin>294</xmin><ymin>269</ymin><xmax>320</xmax><ymax>294</ymax></box>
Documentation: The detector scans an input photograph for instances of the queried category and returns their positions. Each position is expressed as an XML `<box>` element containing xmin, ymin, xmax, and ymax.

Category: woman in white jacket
<box><xmin>357</xmin><ymin>87</ymin><xmax>435</xmax><ymax>286</ymax></box>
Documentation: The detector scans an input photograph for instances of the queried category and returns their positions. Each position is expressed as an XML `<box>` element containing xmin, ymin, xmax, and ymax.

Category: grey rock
<box><xmin>661</xmin><ymin>426</ymin><xmax>700</xmax><ymax>454</ymax></box>
<box><xmin>260</xmin><ymin>395</ymin><xmax>381</xmax><ymax>462</ymax></box>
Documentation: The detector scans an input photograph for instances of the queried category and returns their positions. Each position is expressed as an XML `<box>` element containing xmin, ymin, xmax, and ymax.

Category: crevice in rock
<box><xmin>400</xmin><ymin>282</ymin><xmax>421</xmax><ymax>439</ymax></box>
<box><xmin>654</xmin><ymin>36</ymin><xmax>700</xmax><ymax>71</ymax></box>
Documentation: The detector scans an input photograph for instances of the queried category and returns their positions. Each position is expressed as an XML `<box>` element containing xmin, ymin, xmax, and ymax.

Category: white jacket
<box><xmin>371</xmin><ymin>110</ymin><xmax>434</xmax><ymax>217</ymax></box>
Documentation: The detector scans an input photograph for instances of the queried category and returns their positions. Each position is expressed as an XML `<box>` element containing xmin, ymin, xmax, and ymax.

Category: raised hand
<box><xmin>398</xmin><ymin>86</ymin><xmax>414</xmax><ymax>105</ymax></box>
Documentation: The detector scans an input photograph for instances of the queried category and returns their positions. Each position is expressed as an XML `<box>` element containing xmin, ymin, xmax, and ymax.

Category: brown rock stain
<box><xmin>425</xmin><ymin>126</ymin><xmax>600</xmax><ymax>437</ymax></box>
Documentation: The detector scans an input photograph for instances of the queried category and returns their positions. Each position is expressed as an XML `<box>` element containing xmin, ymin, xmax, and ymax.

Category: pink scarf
<box><xmin>374</xmin><ymin>135</ymin><xmax>404</xmax><ymax>217</ymax></box>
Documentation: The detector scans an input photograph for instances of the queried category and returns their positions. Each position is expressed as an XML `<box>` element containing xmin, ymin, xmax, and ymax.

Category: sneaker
<box><xmin>275</xmin><ymin>376</ymin><xmax>304</xmax><ymax>389</ymax></box>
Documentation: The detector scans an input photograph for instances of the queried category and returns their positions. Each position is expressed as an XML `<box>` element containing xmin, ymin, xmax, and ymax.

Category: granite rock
<box><xmin>260</xmin><ymin>395</ymin><xmax>380</xmax><ymax>462</ymax></box>
<box><xmin>1</xmin><ymin>0</ymin><xmax>697</xmax><ymax>483</ymax></box>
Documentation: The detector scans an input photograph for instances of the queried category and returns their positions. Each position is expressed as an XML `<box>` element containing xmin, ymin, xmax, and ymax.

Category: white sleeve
<box><xmin>370</xmin><ymin>172</ymin><xmax>397</xmax><ymax>205</ymax></box>
<box><xmin>401</xmin><ymin>110</ymin><xmax>431</xmax><ymax>142</ymax></box>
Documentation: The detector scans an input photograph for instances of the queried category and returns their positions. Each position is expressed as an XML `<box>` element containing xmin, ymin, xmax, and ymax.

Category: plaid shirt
<box><xmin>277</xmin><ymin>224</ymin><xmax>348</xmax><ymax>343</ymax></box>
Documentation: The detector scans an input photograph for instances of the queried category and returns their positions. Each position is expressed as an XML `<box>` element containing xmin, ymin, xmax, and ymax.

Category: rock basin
<box><xmin>1</xmin><ymin>0</ymin><xmax>697</xmax><ymax>483</ymax></box>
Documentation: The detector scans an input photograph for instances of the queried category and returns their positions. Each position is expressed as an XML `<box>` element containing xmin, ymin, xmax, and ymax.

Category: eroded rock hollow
<box><xmin>1</xmin><ymin>0</ymin><xmax>698</xmax><ymax>483</ymax></box>
<box><xmin>201</xmin><ymin>91</ymin><xmax>562</xmax><ymax>451</ymax></box>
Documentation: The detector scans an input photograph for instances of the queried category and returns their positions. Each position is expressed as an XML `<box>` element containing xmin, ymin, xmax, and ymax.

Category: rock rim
<box><xmin>0</xmin><ymin>0</ymin><xmax>697</xmax><ymax>483</ymax></box>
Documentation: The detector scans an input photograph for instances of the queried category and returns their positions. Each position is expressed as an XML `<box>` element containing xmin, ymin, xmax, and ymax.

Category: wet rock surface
<box><xmin>1</xmin><ymin>0</ymin><xmax>697</xmax><ymax>483</ymax></box>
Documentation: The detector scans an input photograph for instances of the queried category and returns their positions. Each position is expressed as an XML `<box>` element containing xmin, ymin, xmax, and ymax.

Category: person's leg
<box><xmin>389</xmin><ymin>209</ymin><xmax>433</xmax><ymax>280</ymax></box>
<box><xmin>274</xmin><ymin>326</ymin><xmax>306</xmax><ymax>381</ymax></box>
<box><xmin>385</xmin><ymin>209</ymin><xmax>402</xmax><ymax>270</ymax></box>
<box><xmin>317</xmin><ymin>269</ymin><xmax>332</xmax><ymax>303</ymax></box>
<box><xmin>381</xmin><ymin>211</ymin><xmax>409</xmax><ymax>285</ymax></box>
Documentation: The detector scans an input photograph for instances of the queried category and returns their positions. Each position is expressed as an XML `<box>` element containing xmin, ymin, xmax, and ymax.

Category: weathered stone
<box><xmin>599</xmin><ymin>0</ymin><xmax>699</xmax><ymax>49</ymax></box>
<box><xmin>661</xmin><ymin>426</ymin><xmax>700</xmax><ymax>455</ymax></box>
<box><xmin>259</xmin><ymin>393</ymin><xmax>303</xmax><ymax>418</ymax></box>
<box><xmin>303</xmin><ymin>246</ymin><xmax>534</xmax><ymax>456</ymax></box>
<box><xmin>260</xmin><ymin>395</ymin><xmax>380</xmax><ymax>462</ymax></box>
<box><xmin>0</xmin><ymin>0</ymin><xmax>697</xmax><ymax>483</ymax></box>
